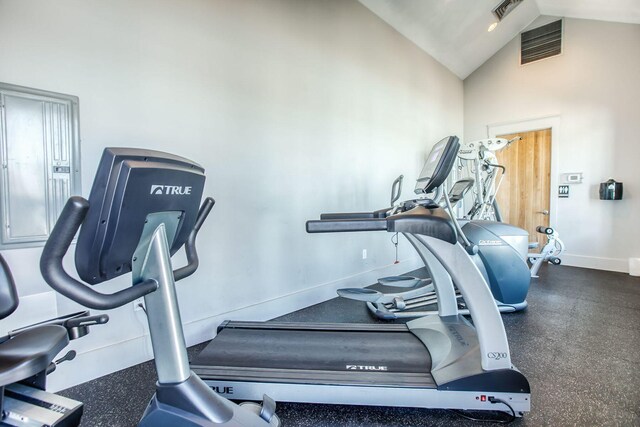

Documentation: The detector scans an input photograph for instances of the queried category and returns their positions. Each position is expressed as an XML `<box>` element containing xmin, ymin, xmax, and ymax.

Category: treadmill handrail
<box><xmin>306</xmin><ymin>218</ymin><xmax>388</xmax><ymax>233</ymax></box>
<box><xmin>310</xmin><ymin>206</ymin><xmax>458</xmax><ymax>244</ymax></box>
<box><xmin>320</xmin><ymin>212</ymin><xmax>376</xmax><ymax>220</ymax></box>
<box><xmin>319</xmin><ymin>207</ymin><xmax>390</xmax><ymax>220</ymax></box>
<box><xmin>387</xmin><ymin>206</ymin><xmax>457</xmax><ymax>244</ymax></box>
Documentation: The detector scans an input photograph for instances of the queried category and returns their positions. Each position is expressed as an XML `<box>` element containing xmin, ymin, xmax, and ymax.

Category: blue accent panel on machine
<box><xmin>462</xmin><ymin>222</ymin><xmax>531</xmax><ymax>305</ymax></box>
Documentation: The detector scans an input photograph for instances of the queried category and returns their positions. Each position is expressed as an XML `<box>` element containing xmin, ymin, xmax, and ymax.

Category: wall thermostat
<box><xmin>561</xmin><ymin>172</ymin><xmax>583</xmax><ymax>184</ymax></box>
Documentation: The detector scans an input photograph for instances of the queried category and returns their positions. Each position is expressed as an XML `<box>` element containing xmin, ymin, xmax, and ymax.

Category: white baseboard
<box><xmin>50</xmin><ymin>257</ymin><xmax>423</xmax><ymax>392</ymax></box>
<box><xmin>561</xmin><ymin>253</ymin><xmax>629</xmax><ymax>273</ymax></box>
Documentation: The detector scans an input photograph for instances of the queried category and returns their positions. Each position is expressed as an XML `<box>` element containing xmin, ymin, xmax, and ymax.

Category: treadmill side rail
<box><xmin>201</xmin><ymin>380</ymin><xmax>530</xmax><ymax>417</ymax></box>
<box><xmin>217</xmin><ymin>321</ymin><xmax>409</xmax><ymax>332</ymax></box>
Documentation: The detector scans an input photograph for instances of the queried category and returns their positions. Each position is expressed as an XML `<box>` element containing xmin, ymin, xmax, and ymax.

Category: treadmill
<box><xmin>192</xmin><ymin>136</ymin><xmax>531</xmax><ymax>416</ymax></box>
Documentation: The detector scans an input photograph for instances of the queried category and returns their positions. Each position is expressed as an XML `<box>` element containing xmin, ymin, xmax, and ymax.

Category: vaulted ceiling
<box><xmin>359</xmin><ymin>0</ymin><xmax>640</xmax><ymax>79</ymax></box>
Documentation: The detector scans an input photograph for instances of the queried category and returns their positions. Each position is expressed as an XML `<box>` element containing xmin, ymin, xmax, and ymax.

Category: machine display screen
<box><xmin>448</xmin><ymin>179</ymin><xmax>474</xmax><ymax>204</ymax></box>
<box><xmin>414</xmin><ymin>137</ymin><xmax>449</xmax><ymax>193</ymax></box>
<box><xmin>450</xmin><ymin>180</ymin><xmax>472</xmax><ymax>197</ymax></box>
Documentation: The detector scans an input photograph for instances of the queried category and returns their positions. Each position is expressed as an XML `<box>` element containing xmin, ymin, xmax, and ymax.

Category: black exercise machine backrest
<box><xmin>0</xmin><ymin>255</ymin><xmax>18</xmax><ymax>320</ymax></box>
<box><xmin>40</xmin><ymin>148</ymin><xmax>212</xmax><ymax>310</ymax></box>
<box><xmin>414</xmin><ymin>136</ymin><xmax>460</xmax><ymax>195</ymax></box>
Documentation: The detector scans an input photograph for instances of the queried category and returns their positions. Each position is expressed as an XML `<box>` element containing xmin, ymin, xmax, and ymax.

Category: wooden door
<box><xmin>495</xmin><ymin>129</ymin><xmax>552</xmax><ymax>247</ymax></box>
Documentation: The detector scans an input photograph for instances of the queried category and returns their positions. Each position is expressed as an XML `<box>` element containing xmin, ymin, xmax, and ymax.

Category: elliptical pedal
<box><xmin>378</xmin><ymin>276</ymin><xmax>430</xmax><ymax>288</ymax></box>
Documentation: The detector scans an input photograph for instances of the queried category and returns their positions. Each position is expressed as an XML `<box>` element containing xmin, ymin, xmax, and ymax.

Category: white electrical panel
<box><xmin>0</xmin><ymin>83</ymin><xmax>81</xmax><ymax>249</ymax></box>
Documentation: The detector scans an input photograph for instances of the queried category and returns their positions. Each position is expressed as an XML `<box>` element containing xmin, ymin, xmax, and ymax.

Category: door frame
<box><xmin>486</xmin><ymin>115</ymin><xmax>560</xmax><ymax>230</ymax></box>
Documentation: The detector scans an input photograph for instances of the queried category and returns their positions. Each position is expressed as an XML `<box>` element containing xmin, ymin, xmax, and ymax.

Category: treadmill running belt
<box><xmin>193</xmin><ymin>328</ymin><xmax>432</xmax><ymax>374</ymax></box>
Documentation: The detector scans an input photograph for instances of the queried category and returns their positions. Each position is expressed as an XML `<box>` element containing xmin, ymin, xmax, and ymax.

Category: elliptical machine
<box><xmin>337</xmin><ymin>143</ymin><xmax>531</xmax><ymax>320</ymax></box>
<box><xmin>38</xmin><ymin>148</ymin><xmax>280</xmax><ymax>426</ymax></box>
<box><xmin>456</xmin><ymin>138</ymin><xmax>520</xmax><ymax>222</ymax></box>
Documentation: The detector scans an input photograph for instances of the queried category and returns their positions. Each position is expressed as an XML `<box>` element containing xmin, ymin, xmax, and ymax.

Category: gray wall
<box><xmin>464</xmin><ymin>17</ymin><xmax>640</xmax><ymax>273</ymax></box>
<box><xmin>0</xmin><ymin>0</ymin><xmax>463</xmax><ymax>389</ymax></box>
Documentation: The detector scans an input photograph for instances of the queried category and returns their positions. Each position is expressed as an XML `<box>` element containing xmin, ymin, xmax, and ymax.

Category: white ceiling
<box><xmin>536</xmin><ymin>0</ymin><xmax>640</xmax><ymax>25</ymax></box>
<box><xmin>359</xmin><ymin>0</ymin><xmax>640</xmax><ymax>79</ymax></box>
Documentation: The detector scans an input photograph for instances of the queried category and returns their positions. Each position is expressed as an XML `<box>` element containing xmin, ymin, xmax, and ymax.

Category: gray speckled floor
<box><xmin>61</xmin><ymin>264</ymin><xmax>640</xmax><ymax>426</ymax></box>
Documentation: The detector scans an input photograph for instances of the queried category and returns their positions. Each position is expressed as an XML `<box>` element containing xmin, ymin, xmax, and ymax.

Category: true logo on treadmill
<box><xmin>346</xmin><ymin>365</ymin><xmax>388</xmax><ymax>371</ymax></box>
<box><xmin>150</xmin><ymin>185</ymin><xmax>192</xmax><ymax>195</ymax></box>
<box><xmin>211</xmin><ymin>386</ymin><xmax>234</xmax><ymax>395</ymax></box>
<box><xmin>448</xmin><ymin>325</ymin><xmax>469</xmax><ymax>346</ymax></box>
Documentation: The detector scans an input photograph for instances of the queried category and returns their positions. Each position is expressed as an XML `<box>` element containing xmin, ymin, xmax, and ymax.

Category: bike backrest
<box><xmin>0</xmin><ymin>254</ymin><xmax>19</xmax><ymax>319</ymax></box>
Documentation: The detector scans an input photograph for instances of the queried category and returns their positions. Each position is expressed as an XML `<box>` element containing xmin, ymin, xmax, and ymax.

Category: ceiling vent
<box><xmin>492</xmin><ymin>0</ymin><xmax>524</xmax><ymax>21</ymax></box>
<box><xmin>520</xmin><ymin>19</ymin><xmax>563</xmax><ymax>65</ymax></box>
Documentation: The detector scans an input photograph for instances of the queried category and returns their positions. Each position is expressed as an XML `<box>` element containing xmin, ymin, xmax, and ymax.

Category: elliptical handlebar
<box><xmin>484</xmin><ymin>161</ymin><xmax>505</xmax><ymax>173</ymax></box>
<box><xmin>507</xmin><ymin>136</ymin><xmax>522</xmax><ymax>146</ymax></box>
<box><xmin>173</xmin><ymin>197</ymin><xmax>215</xmax><ymax>282</ymax></box>
<box><xmin>40</xmin><ymin>197</ymin><xmax>159</xmax><ymax>310</ymax></box>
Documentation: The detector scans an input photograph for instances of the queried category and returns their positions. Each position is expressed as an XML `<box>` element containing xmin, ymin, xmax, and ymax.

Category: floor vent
<box><xmin>492</xmin><ymin>0</ymin><xmax>524</xmax><ymax>21</ymax></box>
<box><xmin>521</xmin><ymin>20</ymin><xmax>563</xmax><ymax>65</ymax></box>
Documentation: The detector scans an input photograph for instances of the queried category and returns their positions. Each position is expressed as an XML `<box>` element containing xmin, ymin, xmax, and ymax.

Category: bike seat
<box><xmin>0</xmin><ymin>325</ymin><xmax>68</xmax><ymax>387</ymax></box>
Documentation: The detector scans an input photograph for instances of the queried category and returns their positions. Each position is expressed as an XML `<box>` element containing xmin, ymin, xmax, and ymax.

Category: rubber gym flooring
<box><xmin>61</xmin><ymin>264</ymin><xmax>640</xmax><ymax>426</ymax></box>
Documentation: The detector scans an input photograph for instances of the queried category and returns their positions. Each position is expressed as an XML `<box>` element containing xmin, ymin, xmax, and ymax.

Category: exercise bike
<box><xmin>13</xmin><ymin>148</ymin><xmax>280</xmax><ymax>426</ymax></box>
<box><xmin>0</xmin><ymin>254</ymin><xmax>108</xmax><ymax>426</ymax></box>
